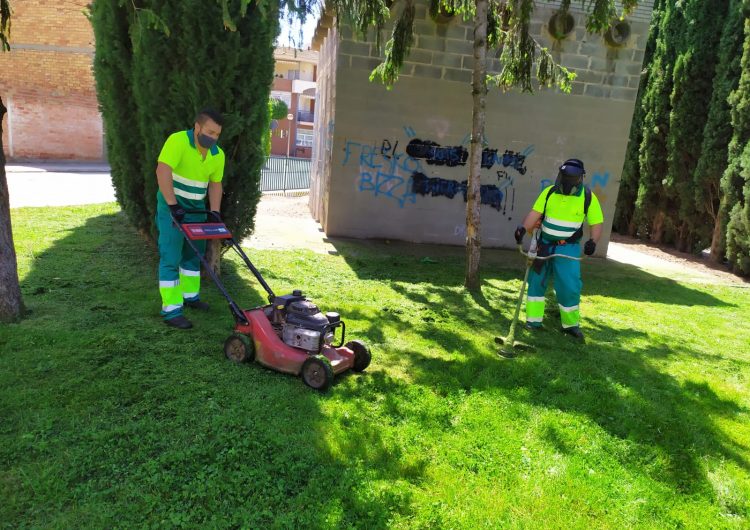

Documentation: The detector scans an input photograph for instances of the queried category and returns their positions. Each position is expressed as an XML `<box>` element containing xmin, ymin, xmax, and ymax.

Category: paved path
<box><xmin>7</xmin><ymin>162</ymin><xmax>115</xmax><ymax>208</ymax></box>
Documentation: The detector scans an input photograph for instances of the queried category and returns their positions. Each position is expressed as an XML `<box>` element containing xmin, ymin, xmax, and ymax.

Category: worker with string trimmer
<box><xmin>513</xmin><ymin>158</ymin><xmax>604</xmax><ymax>341</ymax></box>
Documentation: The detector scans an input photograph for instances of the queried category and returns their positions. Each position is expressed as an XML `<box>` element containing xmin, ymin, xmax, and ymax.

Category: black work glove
<box><xmin>584</xmin><ymin>239</ymin><xmax>596</xmax><ymax>256</ymax></box>
<box><xmin>210</xmin><ymin>210</ymin><xmax>222</xmax><ymax>222</ymax></box>
<box><xmin>169</xmin><ymin>203</ymin><xmax>186</xmax><ymax>223</ymax></box>
<box><xmin>514</xmin><ymin>225</ymin><xmax>526</xmax><ymax>244</ymax></box>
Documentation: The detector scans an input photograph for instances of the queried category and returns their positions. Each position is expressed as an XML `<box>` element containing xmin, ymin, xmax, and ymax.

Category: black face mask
<box><xmin>556</xmin><ymin>163</ymin><xmax>585</xmax><ymax>195</ymax></box>
<box><xmin>197</xmin><ymin>131</ymin><xmax>217</xmax><ymax>150</ymax></box>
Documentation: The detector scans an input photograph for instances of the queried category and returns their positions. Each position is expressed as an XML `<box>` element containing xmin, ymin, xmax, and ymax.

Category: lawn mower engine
<box><xmin>268</xmin><ymin>290</ymin><xmax>343</xmax><ymax>353</ymax></box>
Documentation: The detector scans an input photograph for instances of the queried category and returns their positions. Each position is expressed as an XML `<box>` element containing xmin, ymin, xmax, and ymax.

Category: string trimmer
<box><xmin>495</xmin><ymin>228</ymin><xmax>583</xmax><ymax>358</ymax></box>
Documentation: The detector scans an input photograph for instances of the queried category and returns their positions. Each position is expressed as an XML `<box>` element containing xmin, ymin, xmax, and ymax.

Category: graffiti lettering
<box><xmin>406</xmin><ymin>138</ymin><xmax>532</xmax><ymax>174</ymax></box>
<box><xmin>406</xmin><ymin>139</ymin><xmax>468</xmax><ymax>167</ymax></box>
<box><xmin>345</xmin><ymin>134</ymin><xmax>534</xmax><ymax>212</ymax></box>
<box><xmin>590</xmin><ymin>171</ymin><xmax>610</xmax><ymax>188</ymax></box>
<box><xmin>411</xmin><ymin>172</ymin><xmax>506</xmax><ymax>211</ymax></box>
<box><xmin>380</xmin><ymin>139</ymin><xmax>401</xmax><ymax>159</ymax></box>
<box><xmin>359</xmin><ymin>170</ymin><xmax>416</xmax><ymax>208</ymax></box>
<box><xmin>344</xmin><ymin>140</ymin><xmax>420</xmax><ymax>207</ymax></box>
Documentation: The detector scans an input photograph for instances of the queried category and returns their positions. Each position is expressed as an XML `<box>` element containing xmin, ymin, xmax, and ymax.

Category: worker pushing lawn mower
<box><xmin>496</xmin><ymin>158</ymin><xmax>604</xmax><ymax>357</ymax></box>
<box><xmin>154</xmin><ymin>109</ymin><xmax>370</xmax><ymax>391</ymax></box>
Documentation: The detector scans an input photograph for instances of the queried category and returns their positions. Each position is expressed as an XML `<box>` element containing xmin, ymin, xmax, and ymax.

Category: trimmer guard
<box><xmin>182</xmin><ymin>223</ymin><xmax>233</xmax><ymax>240</ymax></box>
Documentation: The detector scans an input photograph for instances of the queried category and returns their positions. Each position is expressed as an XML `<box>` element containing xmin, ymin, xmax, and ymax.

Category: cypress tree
<box><xmin>636</xmin><ymin>0</ymin><xmax>683</xmax><ymax>243</ymax></box>
<box><xmin>91</xmin><ymin>0</ymin><xmax>280</xmax><ymax>244</ymax></box>
<box><xmin>664</xmin><ymin>0</ymin><xmax>729</xmax><ymax>252</ymax></box>
<box><xmin>723</xmin><ymin>3</ymin><xmax>750</xmax><ymax>274</ymax></box>
<box><xmin>614</xmin><ymin>0</ymin><xmax>663</xmax><ymax>236</ymax></box>
<box><xmin>693</xmin><ymin>0</ymin><xmax>746</xmax><ymax>262</ymax></box>
<box><xmin>90</xmin><ymin>0</ymin><xmax>145</xmax><ymax>231</ymax></box>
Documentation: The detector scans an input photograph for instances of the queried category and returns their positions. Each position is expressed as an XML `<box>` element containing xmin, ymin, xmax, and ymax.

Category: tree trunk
<box><xmin>709</xmin><ymin>199</ymin><xmax>725</xmax><ymax>263</ymax></box>
<box><xmin>464</xmin><ymin>0</ymin><xmax>488</xmax><ymax>291</ymax></box>
<box><xmin>204</xmin><ymin>239</ymin><xmax>221</xmax><ymax>277</ymax></box>
<box><xmin>0</xmin><ymin>97</ymin><xmax>25</xmax><ymax>322</ymax></box>
<box><xmin>651</xmin><ymin>210</ymin><xmax>666</xmax><ymax>244</ymax></box>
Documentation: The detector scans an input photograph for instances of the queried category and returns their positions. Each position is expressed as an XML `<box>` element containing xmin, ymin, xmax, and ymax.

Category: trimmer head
<box><xmin>494</xmin><ymin>336</ymin><xmax>532</xmax><ymax>358</ymax></box>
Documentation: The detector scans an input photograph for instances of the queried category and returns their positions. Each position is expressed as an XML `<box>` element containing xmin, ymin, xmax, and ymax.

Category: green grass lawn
<box><xmin>2</xmin><ymin>203</ymin><xmax>749</xmax><ymax>529</ymax></box>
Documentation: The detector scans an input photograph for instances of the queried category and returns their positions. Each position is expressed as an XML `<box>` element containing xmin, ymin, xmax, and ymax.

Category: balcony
<box><xmin>297</xmin><ymin>110</ymin><xmax>315</xmax><ymax>123</ymax></box>
<box><xmin>292</xmin><ymin>79</ymin><xmax>316</xmax><ymax>95</ymax></box>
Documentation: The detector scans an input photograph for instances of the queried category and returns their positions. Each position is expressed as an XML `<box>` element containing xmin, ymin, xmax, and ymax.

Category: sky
<box><xmin>276</xmin><ymin>9</ymin><xmax>320</xmax><ymax>49</ymax></box>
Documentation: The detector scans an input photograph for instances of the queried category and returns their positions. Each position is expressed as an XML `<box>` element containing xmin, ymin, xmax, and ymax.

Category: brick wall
<box><xmin>0</xmin><ymin>0</ymin><xmax>102</xmax><ymax>160</ymax></box>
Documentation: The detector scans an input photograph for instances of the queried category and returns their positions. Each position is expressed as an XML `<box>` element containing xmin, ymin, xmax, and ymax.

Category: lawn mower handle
<box><xmin>181</xmin><ymin>209</ymin><xmax>276</xmax><ymax>302</ymax></box>
<box><xmin>170</xmin><ymin>210</ymin><xmax>276</xmax><ymax>324</ymax></box>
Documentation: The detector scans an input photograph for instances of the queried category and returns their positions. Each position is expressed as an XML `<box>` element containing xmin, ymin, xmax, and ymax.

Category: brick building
<box><xmin>0</xmin><ymin>0</ymin><xmax>102</xmax><ymax>160</ymax></box>
<box><xmin>270</xmin><ymin>47</ymin><xmax>318</xmax><ymax>159</ymax></box>
<box><xmin>310</xmin><ymin>0</ymin><xmax>655</xmax><ymax>253</ymax></box>
<box><xmin>0</xmin><ymin>5</ymin><xmax>319</xmax><ymax>162</ymax></box>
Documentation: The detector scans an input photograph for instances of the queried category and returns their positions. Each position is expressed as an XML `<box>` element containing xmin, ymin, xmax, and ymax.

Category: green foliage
<box><xmin>617</xmin><ymin>0</ymin><xmax>750</xmax><ymax>270</ymax></box>
<box><xmin>693</xmin><ymin>0</ymin><xmax>746</xmax><ymax>256</ymax></box>
<box><xmin>90</xmin><ymin>0</ymin><xmax>280</xmax><ymax>242</ymax></box>
<box><xmin>613</xmin><ymin>0</ymin><xmax>663</xmax><ymax>235</ymax></box>
<box><xmin>635</xmin><ymin>0</ymin><xmax>683</xmax><ymax>241</ymax></box>
<box><xmin>724</xmin><ymin>12</ymin><xmax>750</xmax><ymax>273</ymax></box>
<box><xmin>269</xmin><ymin>97</ymin><xmax>289</xmax><ymax>120</ymax></box>
<box><xmin>335</xmin><ymin>0</ymin><xmax>639</xmax><ymax>93</ymax></box>
<box><xmin>664</xmin><ymin>0</ymin><xmax>729</xmax><ymax>252</ymax></box>
<box><xmin>369</xmin><ymin>0</ymin><xmax>415</xmax><ymax>87</ymax></box>
<box><xmin>489</xmin><ymin>0</ymin><xmax>575</xmax><ymax>93</ymax></box>
<box><xmin>4</xmin><ymin>204</ymin><xmax>750</xmax><ymax>527</ymax></box>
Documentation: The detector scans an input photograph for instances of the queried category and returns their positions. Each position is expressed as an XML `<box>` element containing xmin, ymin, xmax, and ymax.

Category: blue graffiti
<box><xmin>590</xmin><ymin>171</ymin><xmax>610</xmax><ymax>188</ymax></box>
<box><xmin>344</xmin><ymin>140</ymin><xmax>421</xmax><ymax>207</ymax></box>
<box><xmin>359</xmin><ymin>170</ymin><xmax>417</xmax><ymax>208</ymax></box>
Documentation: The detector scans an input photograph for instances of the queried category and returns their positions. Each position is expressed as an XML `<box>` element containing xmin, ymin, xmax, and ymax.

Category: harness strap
<box><xmin>540</xmin><ymin>185</ymin><xmax>591</xmax><ymax>244</ymax></box>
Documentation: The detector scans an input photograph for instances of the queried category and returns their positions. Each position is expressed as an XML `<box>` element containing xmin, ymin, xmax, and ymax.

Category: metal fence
<box><xmin>260</xmin><ymin>156</ymin><xmax>311</xmax><ymax>193</ymax></box>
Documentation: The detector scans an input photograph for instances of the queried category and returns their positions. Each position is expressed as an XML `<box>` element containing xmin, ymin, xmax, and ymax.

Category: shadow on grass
<box><xmin>327</xmin><ymin>237</ymin><xmax>734</xmax><ymax>308</ymax></box>
<box><xmin>5</xmin><ymin>210</ymin><xmax>418</xmax><ymax>528</ymax></box>
<box><xmin>328</xmin><ymin>238</ymin><xmax>748</xmax><ymax>496</ymax></box>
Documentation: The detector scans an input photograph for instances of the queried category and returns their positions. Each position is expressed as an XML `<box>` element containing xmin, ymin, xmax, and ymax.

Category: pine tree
<box><xmin>723</xmin><ymin>3</ymin><xmax>750</xmax><ymax>274</ymax></box>
<box><xmin>91</xmin><ymin>0</ymin><xmax>281</xmax><ymax>245</ymax></box>
<box><xmin>693</xmin><ymin>0</ymin><xmax>746</xmax><ymax>262</ymax></box>
<box><xmin>664</xmin><ymin>0</ymin><xmax>728</xmax><ymax>252</ymax></box>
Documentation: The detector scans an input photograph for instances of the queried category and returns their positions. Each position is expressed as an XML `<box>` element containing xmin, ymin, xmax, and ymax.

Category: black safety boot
<box><xmin>525</xmin><ymin>322</ymin><xmax>543</xmax><ymax>331</ymax></box>
<box><xmin>562</xmin><ymin>326</ymin><xmax>584</xmax><ymax>340</ymax></box>
<box><xmin>185</xmin><ymin>300</ymin><xmax>210</xmax><ymax>311</ymax></box>
<box><xmin>165</xmin><ymin>315</ymin><xmax>193</xmax><ymax>329</ymax></box>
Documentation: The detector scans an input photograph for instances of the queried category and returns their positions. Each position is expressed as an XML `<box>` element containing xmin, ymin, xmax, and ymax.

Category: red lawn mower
<box><xmin>175</xmin><ymin>210</ymin><xmax>371</xmax><ymax>391</ymax></box>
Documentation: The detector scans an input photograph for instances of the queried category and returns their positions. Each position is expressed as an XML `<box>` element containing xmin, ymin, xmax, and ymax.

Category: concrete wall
<box><xmin>0</xmin><ymin>0</ymin><xmax>103</xmax><ymax>160</ymax></box>
<box><xmin>311</xmin><ymin>0</ymin><xmax>654</xmax><ymax>255</ymax></box>
<box><xmin>310</xmin><ymin>25</ymin><xmax>339</xmax><ymax>224</ymax></box>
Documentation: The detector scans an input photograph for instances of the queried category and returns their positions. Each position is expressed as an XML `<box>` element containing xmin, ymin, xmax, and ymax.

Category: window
<box><xmin>296</xmin><ymin>131</ymin><xmax>314</xmax><ymax>147</ymax></box>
